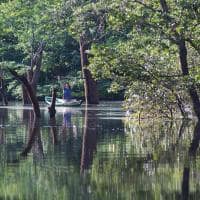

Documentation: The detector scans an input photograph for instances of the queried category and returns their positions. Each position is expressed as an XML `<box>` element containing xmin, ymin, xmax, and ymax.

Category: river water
<box><xmin>0</xmin><ymin>102</ymin><xmax>200</xmax><ymax>199</ymax></box>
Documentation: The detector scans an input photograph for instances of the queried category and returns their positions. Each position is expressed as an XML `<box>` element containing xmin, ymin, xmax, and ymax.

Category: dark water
<box><xmin>0</xmin><ymin>102</ymin><xmax>200</xmax><ymax>199</ymax></box>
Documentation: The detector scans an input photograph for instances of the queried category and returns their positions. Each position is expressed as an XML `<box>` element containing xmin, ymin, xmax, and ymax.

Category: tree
<box><xmin>88</xmin><ymin>0</ymin><xmax>200</xmax><ymax>118</ymax></box>
<box><xmin>0</xmin><ymin>0</ymin><xmax>81</xmax><ymax>102</ymax></box>
<box><xmin>68</xmin><ymin>1</ymin><xmax>109</xmax><ymax>104</ymax></box>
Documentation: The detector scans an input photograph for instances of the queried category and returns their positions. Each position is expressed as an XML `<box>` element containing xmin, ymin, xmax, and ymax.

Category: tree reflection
<box><xmin>21</xmin><ymin>111</ymin><xmax>43</xmax><ymax>159</ymax></box>
<box><xmin>49</xmin><ymin>116</ymin><xmax>58</xmax><ymax>145</ymax></box>
<box><xmin>181</xmin><ymin>121</ymin><xmax>200</xmax><ymax>200</ymax></box>
<box><xmin>80</xmin><ymin>106</ymin><xmax>97</xmax><ymax>173</ymax></box>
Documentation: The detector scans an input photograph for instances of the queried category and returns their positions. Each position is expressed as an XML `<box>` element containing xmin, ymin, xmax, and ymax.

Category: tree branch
<box><xmin>159</xmin><ymin>0</ymin><xmax>169</xmax><ymax>13</ymax></box>
<box><xmin>8</xmin><ymin>68</ymin><xmax>41</xmax><ymax>118</ymax></box>
<box><xmin>185</xmin><ymin>38</ymin><xmax>200</xmax><ymax>55</ymax></box>
<box><xmin>31</xmin><ymin>42</ymin><xmax>45</xmax><ymax>87</ymax></box>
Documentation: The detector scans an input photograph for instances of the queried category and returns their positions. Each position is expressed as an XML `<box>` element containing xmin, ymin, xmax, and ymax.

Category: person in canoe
<box><xmin>57</xmin><ymin>76</ymin><xmax>72</xmax><ymax>101</ymax></box>
<box><xmin>63</xmin><ymin>82</ymin><xmax>72</xmax><ymax>101</ymax></box>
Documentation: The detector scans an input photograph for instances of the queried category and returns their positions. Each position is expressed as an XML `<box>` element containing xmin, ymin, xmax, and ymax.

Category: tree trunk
<box><xmin>22</xmin><ymin>85</ymin><xmax>31</xmax><ymax>105</ymax></box>
<box><xmin>178</xmin><ymin>39</ymin><xmax>200</xmax><ymax>119</ymax></box>
<box><xmin>83</xmin><ymin>68</ymin><xmax>99</xmax><ymax>104</ymax></box>
<box><xmin>0</xmin><ymin>78</ymin><xmax>8</xmax><ymax>106</ymax></box>
<box><xmin>22</xmin><ymin>42</ymin><xmax>44</xmax><ymax>105</ymax></box>
<box><xmin>175</xmin><ymin>93</ymin><xmax>188</xmax><ymax>118</ymax></box>
<box><xmin>9</xmin><ymin>69</ymin><xmax>41</xmax><ymax>118</ymax></box>
<box><xmin>80</xmin><ymin>36</ymin><xmax>99</xmax><ymax>104</ymax></box>
<box><xmin>22</xmin><ymin>69</ymin><xmax>33</xmax><ymax>105</ymax></box>
<box><xmin>159</xmin><ymin>0</ymin><xmax>169</xmax><ymax>12</ymax></box>
<box><xmin>159</xmin><ymin>0</ymin><xmax>200</xmax><ymax>119</ymax></box>
<box><xmin>48</xmin><ymin>88</ymin><xmax>56</xmax><ymax>118</ymax></box>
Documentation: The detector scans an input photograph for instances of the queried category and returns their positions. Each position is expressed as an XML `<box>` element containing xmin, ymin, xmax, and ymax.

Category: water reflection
<box><xmin>81</xmin><ymin>106</ymin><xmax>97</xmax><ymax>173</ymax></box>
<box><xmin>63</xmin><ymin>110</ymin><xmax>72</xmax><ymax>128</ymax></box>
<box><xmin>49</xmin><ymin>116</ymin><xmax>58</xmax><ymax>145</ymax></box>
<box><xmin>1</xmin><ymin>104</ymin><xmax>200</xmax><ymax>199</ymax></box>
<box><xmin>62</xmin><ymin>109</ymin><xmax>76</xmax><ymax>141</ymax></box>
<box><xmin>21</xmin><ymin>111</ymin><xmax>43</xmax><ymax>160</ymax></box>
<box><xmin>181</xmin><ymin>121</ymin><xmax>200</xmax><ymax>200</ymax></box>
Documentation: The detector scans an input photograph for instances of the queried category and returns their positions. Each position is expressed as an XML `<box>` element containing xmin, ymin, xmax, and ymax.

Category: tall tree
<box><xmin>87</xmin><ymin>0</ymin><xmax>200</xmax><ymax>118</ymax></box>
<box><xmin>69</xmin><ymin>1</ymin><xmax>108</xmax><ymax>104</ymax></box>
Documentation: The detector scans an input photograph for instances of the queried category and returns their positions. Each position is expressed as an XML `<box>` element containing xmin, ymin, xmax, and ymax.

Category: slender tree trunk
<box><xmin>175</xmin><ymin>94</ymin><xmax>188</xmax><ymax>118</ymax></box>
<box><xmin>79</xmin><ymin>36</ymin><xmax>99</xmax><ymax>104</ymax></box>
<box><xmin>159</xmin><ymin>0</ymin><xmax>169</xmax><ymax>12</ymax></box>
<box><xmin>178</xmin><ymin>39</ymin><xmax>200</xmax><ymax>119</ymax></box>
<box><xmin>22</xmin><ymin>69</ymin><xmax>33</xmax><ymax>105</ymax></box>
<box><xmin>0</xmin><ymin>78</ymin><xmax>8</xmax><ymax>106</ymax></box>
<box><xmin>160</xmin><ymin>0</ymin><xmax>200</xmax><ymax>119</ymax></box>
<box><xmin>22</xmin><ymin>85</ymin><xmax>31</xmax><ymax>105</ymax></box>
<box><xmin>22</xmin><ymin>42</ymin><xmax>44</xmax><ymax>105</ymax></box>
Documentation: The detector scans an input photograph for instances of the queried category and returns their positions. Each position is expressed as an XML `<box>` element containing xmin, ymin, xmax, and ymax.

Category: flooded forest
<box><xmin>0</xmin><ymin>1</ymin><xmax>200</xmax><ymax>200</ymax></box>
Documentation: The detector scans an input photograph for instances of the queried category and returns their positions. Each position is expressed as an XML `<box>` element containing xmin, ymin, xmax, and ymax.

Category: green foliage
<box><xmin>86</xmin><ymin>0</ymin><xmax>200</xmax><ymax>115</ymax></box>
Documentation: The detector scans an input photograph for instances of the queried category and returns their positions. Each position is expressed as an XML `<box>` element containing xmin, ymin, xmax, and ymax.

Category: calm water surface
<box><xmin>0</xmin><ymin>102</ymin><xmax>200</xmax><ymax>199</ymax></box>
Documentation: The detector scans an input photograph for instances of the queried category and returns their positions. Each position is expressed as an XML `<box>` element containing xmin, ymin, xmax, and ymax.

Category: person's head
<box><xmin>64</xmin><ymin>82</ymin><xmax>71</xmax><ymax>89</ymax></box>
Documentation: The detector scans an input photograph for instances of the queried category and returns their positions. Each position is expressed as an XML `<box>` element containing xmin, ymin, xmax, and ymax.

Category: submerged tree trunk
<box><xmin>79</xmin><ymin>36</ymin><xmax>99</xmax><ymax>104</ymax></box>
<box><xmin>48</xmin><ymin>88</ymin><xmax>56</xmax><ymax>118</ymax></box>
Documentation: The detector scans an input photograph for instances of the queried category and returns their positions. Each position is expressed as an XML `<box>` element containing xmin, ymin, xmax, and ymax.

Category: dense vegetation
<box><xmin>0</xmin><ymin>0</ymin><xmax>199</xmax><ymax>118</ymax></box>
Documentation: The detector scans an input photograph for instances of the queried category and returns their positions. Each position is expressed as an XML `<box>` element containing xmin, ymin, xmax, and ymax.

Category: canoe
<box><xmin>45</xmin><ymin>96</ymin><xmax>83</xmax><ymax>107</ymax></box>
